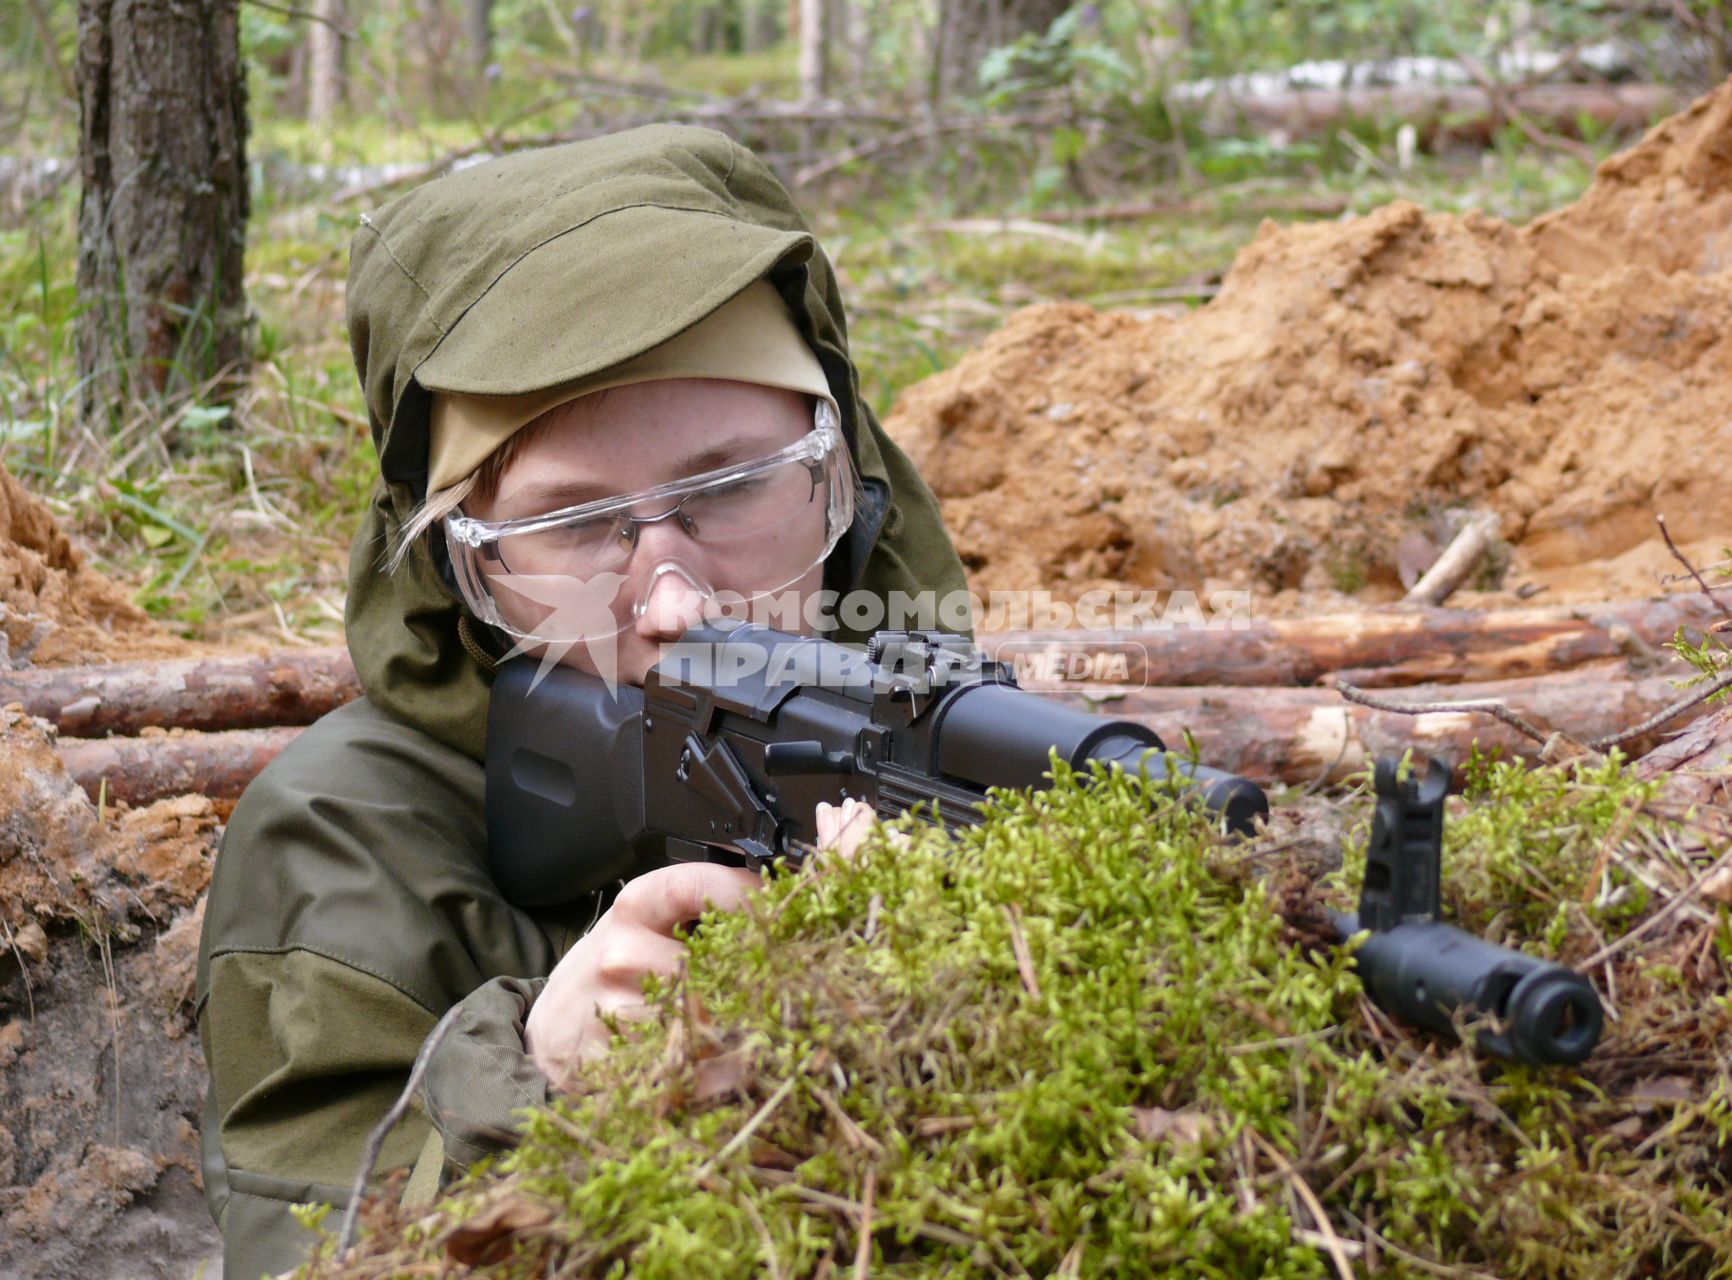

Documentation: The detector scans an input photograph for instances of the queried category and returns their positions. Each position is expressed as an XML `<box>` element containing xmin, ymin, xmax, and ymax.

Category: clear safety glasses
<box><xmin>444</xmin><ymin>399</ymin><xmax>856</xmax><ymax>645</ymax></box>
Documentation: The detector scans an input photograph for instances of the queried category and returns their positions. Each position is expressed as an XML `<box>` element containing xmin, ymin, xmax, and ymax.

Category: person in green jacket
<box><xmin>195</xmin><ymin>124</ymin><xmax>969</xmax><ymax>1279</ymax></box>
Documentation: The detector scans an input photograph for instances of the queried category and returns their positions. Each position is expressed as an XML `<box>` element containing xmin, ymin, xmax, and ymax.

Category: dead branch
<box><xmin>1402</xmin><ymin>513</ymin><xmax>1499</xmax><ymax>607</ymax></box>
<box><xmin>1185</xmin><ymin>82</ymin><xmax>1674</xmax><ymax>142</ymax></box>
<box><xmin>337</xmin><ymin>1006</ymin><xmax>462</xmax><ymax>1256</ymax></box>
<box><xmin>1029</xmin><ymin>195</ymin><xmax>1349</xmax><ymax>223</ymax></box>
<box><xmin>1334</xmin><ymin>676</ymin><xmax>1564</xmax><ymax>749</ymax></box>
<box><xmin>1656</xmin><ymin>513</ymin><xmax>1732</xmax><ymax>622</ymax></box>
<box><xmin>1589</xmin><ymin>669</ymin><xmax>1732</xmax><ymax>750</ymax></box>
<box><xmin>1577</xmin><ymin>842</ymin><xmax>1732</xmax><ymax>971</ymax></box>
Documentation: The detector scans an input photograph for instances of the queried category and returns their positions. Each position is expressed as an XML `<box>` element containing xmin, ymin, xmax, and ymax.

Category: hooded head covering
<box><xmin>344</xmin><ymin>124</ymin><xmax>969</xmax><ymax>760</ymax></box>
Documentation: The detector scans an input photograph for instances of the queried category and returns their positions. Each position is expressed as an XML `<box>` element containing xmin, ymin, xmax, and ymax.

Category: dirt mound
<box><xmin>0</xmin><ymin>708</ymin><xmax>223</xmax><ymax>1279</ymax></box>
<box><xmin>887</xmin><ymin>79</ymin><xmax>1732</xmax><ymax>617</ymax></box>
<box><xmin>1</xmin><ymin>463</ymin><xmax>191</xmax><ymax>667</ymax></box>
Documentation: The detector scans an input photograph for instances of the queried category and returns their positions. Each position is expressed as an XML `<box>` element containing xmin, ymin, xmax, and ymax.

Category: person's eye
<box><xmin>538</xmin><ymin>518</ymin><xmax>617</xmax><ymax>553</ymax></box>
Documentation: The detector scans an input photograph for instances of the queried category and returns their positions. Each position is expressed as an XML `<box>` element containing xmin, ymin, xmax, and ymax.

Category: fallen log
<box><xmin>0</xmin><ymin>647</ymin><xmax>360</xmax><ymax>737</ymax></box>
<box><xmin>1092</xmin><ymin>664</ymin><xmax>1706</xmax><ymax>787</ymax></box>
<box><xmin>57</xmin><ymin>726</ymin><xmax>304</xmax><ymax>807</ymax></box>
<box><xmin>1632</xmin><ymin>702</ymin><xmax>1732</xmax><ymax>812</ymax></box>
<box><xmin>980</xmin><ymin>594</ymin><xmax>1721</xmax><ymax>691</ymax></box>
<box><xmin>4</xmin><ymin>596</ymin><xmax>1719</xmax><ymax>740</ymax></box>
<box><xmin>1183</xmin><ymin>82</ymin><xmax>1675</xmax><ymax>142</ymax></box>
<box><xmin>49</xmin><ymin>663</ymin><xmax>1708</xmax><ymax>806</ymax></box>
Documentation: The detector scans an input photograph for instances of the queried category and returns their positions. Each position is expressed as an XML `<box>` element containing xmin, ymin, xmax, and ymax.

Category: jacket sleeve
<box><xmin>414</xmin><ymin>974</ymin><xmax>551</xmax><ymax>1188</ymax></box>
<box><xmin>198</xmin><ymin>950</ymin><xmax>437</xmax><ymax>1278</ymax></box>
<box><xmin>196</xmin><ymin>699</ymin><xmax>574</xmax><ymax>1279</ymax></box>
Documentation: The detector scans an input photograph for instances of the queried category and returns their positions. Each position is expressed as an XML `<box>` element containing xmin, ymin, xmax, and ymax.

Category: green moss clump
<box><xmin>318</xmin><ymin>759</ymin><xmax>1732</xmax><ymax>1279</ymax></box>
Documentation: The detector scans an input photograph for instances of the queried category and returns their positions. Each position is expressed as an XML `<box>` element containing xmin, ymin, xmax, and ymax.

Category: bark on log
<box><xmin>1092</xmin><ymin>665</ymin><xmax>1706</xmax><ymax>787</ymax></box>
<box><xmin>57</xmin><ymin>726</ymin><xmax>304</xmax><ymax>806</ymax></box>
<box><xmin>1632</xmin><ymin>703</ymin><xmax>1732</xmax><ymax>811</ymax></box>
<box><xmin>979</xmin><ymin>594</ymin><xmax>1722</xmax><ymax>691</ymax></box>
<box><xmin>0</xmin><ymin>648</ymin><xmax>359</xmax><ymax>736</ymax></box>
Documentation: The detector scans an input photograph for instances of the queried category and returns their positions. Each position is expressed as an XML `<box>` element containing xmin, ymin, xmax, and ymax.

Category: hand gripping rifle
<box><xmin>485</xmin><ymin>619</ymin><xmax>1601</xmax><ymax>1066</ymax></box>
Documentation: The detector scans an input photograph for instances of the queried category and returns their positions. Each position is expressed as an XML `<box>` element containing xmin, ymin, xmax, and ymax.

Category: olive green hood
<box><xmin>344</xmin><ymin>125</ymin><xmax>967</xmax><ymax>759</ymax></box>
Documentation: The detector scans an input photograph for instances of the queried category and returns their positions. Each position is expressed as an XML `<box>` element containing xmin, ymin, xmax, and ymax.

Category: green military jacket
<box><xmin>195</xmin><ymin>125</ymin><xmax>969</xmax><ymax>1279</ymax></box>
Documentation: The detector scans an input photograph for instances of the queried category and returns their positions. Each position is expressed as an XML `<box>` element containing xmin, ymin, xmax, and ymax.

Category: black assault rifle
<box><xmin>485</xmin><ymin>619</ymin><xmax>1601</xmax><ymax>1066</ymax></box>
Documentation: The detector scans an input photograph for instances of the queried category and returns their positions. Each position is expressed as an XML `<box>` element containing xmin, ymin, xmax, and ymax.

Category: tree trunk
<box><xmin>463</xmin><ymin>0</ymin><xmax>494</xmax><ymax>86</ymax></box>
<box><xmin>75</xmin><ymin>0</ymin><xmax>249</xmax><ymax>427</ymax></box>
<box><xmin>742</xmin><ymin>0</ymin><xmax>779</xmax><ymax>51</ymax></box>
<box><xmin>306</xmin><ymin>0</ymin><xmax>346</xmax><ymax>123</ymax></box>
<box><xmin>977</xmin><ymin>595</ymin><xmax>1724</xmax><ymax>690</ymax></box>
<box><xmin>798</xmin><ymin>0</ymin><xmax>829</xmax><ymax>100</ymax></box>
<box><xmin>932</xmin><ymin>0</ymin><xmax>1069</xmax><ymax>102</ymax></box>
<box><xmin>3</xmin><ymin>596</ymin><xmax>1716</xmax><ymax>739</ymax></box>
<box><xmin>1181</xmin><ymin>83</ymin><xmax>1674</xmax><ymax>144</ymax></box>
<box><xmin>57</xmin><ymin>726</ymin><xmax>304</xmax><ymax>807</ymax></box>
<box><xmin>1094</xmin><ymin>664</ymin><xmax>1709</xmax><ymax>787</ymax></box>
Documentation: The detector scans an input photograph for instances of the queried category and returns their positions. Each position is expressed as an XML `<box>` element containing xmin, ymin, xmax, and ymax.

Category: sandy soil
<box><xmin>0</xmin><ymin>467</ymin><xmax>194</xmax><ymax>668</ymax></box>
<box><xmin>887</xmin><ymin>78</ymin><xmax>1732</xmax><ymax>618</ymax></box>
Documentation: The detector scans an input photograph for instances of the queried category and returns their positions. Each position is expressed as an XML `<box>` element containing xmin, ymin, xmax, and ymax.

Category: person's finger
<box><xmin>611</xmin><ymin>862</ymin><xmax>760</xmax><ymax>935</ymax></box>
<box><xmin>590</xmin><ymin>924</ymin><xmax>687</xmax><ymax>991</ymax></box>
<box><xmin>815</xmin><ymin>800</ymin><xmax>841</xmax><ymax>846</ymax></box>
<box><xmin>815</xmin><ymin>797</ymin><xmax>877</xmax><ymax>858</ymax></box>
<box><xmin>837</xmin><ymin>798</ymin><xmax>873</xmax><ymax>843</ymax></box>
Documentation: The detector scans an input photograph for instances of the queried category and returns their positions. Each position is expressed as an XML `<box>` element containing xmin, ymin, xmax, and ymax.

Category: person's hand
<box><xmin>815</xmin><ymin>798</ymin><xmax>912</xmax><ymax>860</ymax></box>
<box><xmin>814</xmin><ymin>797</ymin><xmax>876</xmax><ymax>859</ymax></box>
<box><xmin>524</xmin><ymin>862</ymin><xmax>758</xmax><ymax>1090</ymax></box>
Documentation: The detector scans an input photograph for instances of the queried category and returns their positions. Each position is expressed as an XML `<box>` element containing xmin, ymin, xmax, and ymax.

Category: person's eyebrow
<box><xmin>503</xmin><ymin>436</ymin><xmax>772</xmax><ymax>512</ymax></box>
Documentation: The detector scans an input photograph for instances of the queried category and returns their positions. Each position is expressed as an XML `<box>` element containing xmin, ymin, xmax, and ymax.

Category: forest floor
<box><xmin>0</xmin><ymin>76</ymin><xmax>1729</xmax><ymax>1279</ymax></box>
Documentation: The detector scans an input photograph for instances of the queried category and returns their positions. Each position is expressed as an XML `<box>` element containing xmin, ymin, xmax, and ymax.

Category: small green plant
<box><xmin>1322</xmin><ymin>539</ymin><xmax>1368</xmax><ymax>594</ymax></box>
<box><xmin>1668</xmin><ymin>548</ymin><xmax>1732</xmax><ymax>705</ymax></box>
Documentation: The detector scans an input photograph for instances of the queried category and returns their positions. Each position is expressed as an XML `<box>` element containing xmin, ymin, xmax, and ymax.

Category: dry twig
<box><xmin>1248</xmin><ymin>1130</ymin><xmax>1356</xmax><ymax>1280</ymax></box>
<box><xmin>1403</xmin><ymin>514</ymin><xmax>1500</xmax><ymax>607</ymax></box>
<box><xmin>338</xmin><ymin>1006</ymin><xmax>462</xmax><ymax>1256</ymax></box>
<box><xmin>1577</xmin><ymin>841</ymin><xmax>1732</xmax><ymax>971</ymax></box>
<box><xmin>693</xmin><ymin>1076</ymin><xmax>797</xmax><ymax>1180</ymax></box>
<box><xmin>1656</xmin><ymin>514</ymin><xmax>1732</xmax><ymax>619</ymax></box>
<box><xmin>853</xmin><ymin>1168</ymin><xmax>877</xmax><ymax>1280</ymax></box>
<box><xmin>1587</xmin><ymin>669</ymin><xmax>1732</xmax><ymax>750</ymax></box>
<box><xmin>1334</xmin><ymin>678</ymin><xmax>1566</xmax><ymax>749</ymax></box>
<box><xmin>1003</xmin><ymin>903</ymin><xmax>1043</xmax><ymax>1000</ymax></box>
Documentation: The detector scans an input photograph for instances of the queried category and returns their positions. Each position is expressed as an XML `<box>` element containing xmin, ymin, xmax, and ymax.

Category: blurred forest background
<box><xmin>0</xmin><ymin>0</ymin><xmax>1726</xmax><ymax>649</ymax></box>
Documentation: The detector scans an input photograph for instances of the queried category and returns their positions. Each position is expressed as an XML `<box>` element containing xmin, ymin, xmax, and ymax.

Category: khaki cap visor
<box><xmin>413</xmin><ymin>204</ymin><xmax>816</xmax><ymax>489</ymax></box>
<box><xmin>426</xmin><ymin>279</ymin><xmax>834</xmax><ymax>492</ymax></box>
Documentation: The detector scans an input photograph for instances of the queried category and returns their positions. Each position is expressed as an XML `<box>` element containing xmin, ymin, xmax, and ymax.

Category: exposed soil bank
<box><xmin>888</xmin><ymin>78</ymin><xmax>1732</xmax><ymax>617</ymax></box>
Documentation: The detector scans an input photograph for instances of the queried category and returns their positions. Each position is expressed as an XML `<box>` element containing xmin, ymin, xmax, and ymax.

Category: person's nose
<box><xmin>631</xmin><ymin>526</ymin><xmax>712</xmax><ymax>641</ymax></box>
